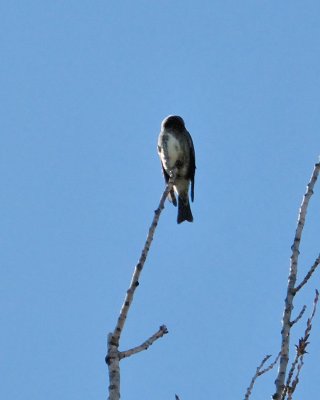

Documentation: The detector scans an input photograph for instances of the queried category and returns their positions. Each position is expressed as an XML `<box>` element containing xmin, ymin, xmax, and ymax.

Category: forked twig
<box><xmin>244</xmin><ymin>353</ymin><xmax>280</xmax><ymax>399</ymax></box>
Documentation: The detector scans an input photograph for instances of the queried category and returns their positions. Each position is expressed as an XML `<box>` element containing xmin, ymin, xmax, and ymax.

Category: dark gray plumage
<box><xmin>157</xmin><ymin>115</ymin><xmax>196</xmax><ymax>224</ymax></box>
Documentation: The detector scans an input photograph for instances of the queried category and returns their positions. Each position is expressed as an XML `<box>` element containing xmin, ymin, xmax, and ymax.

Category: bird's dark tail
<box><xmin>177</xmin><ymin>196</ymin><xmax>193</xmax><ymax>224</ymax></box>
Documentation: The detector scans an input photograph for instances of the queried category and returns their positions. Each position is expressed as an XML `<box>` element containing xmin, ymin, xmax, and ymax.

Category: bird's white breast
<box><xmin>161</xmin><ymin>133</ymin><xmax>182</xmax><ymax>170</ymax></box>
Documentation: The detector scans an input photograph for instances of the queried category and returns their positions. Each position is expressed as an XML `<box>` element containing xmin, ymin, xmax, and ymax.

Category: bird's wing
<box><xmin>186</xmin><ymin>130</ymin><xmax>196</xmax><ymax>202</ymax></box>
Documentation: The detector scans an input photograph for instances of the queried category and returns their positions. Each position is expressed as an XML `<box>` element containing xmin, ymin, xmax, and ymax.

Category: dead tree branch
<box><xmin>244</xmin><ymin>353</ymin><xmax>280</xmax><ymax>400</ymax></box>
<box><xmin>119</xmin><ymin>325</ymin><xmax>168</xmax><ymax>360</ymax></box>
<box><xmin>281</xmin><ymin>290</ymin><xmax>319</xmax><ymax>400</ymax></box>
<box><xmin>272</xmin><ymin>161</ymin><xmax>320</xmax><ymax>400</ymax></box>
<box><xmin>295</xmin><ymin>254</ymin><xmax>320</xmax><ymax>294</ymax></box>
<box><xmin>290</xmin><ymin>305</ymin><xmax>306</xmax><ymax>327</ymax></box>
<box><xmin>106</xmin><ymin>171</ymin><xmax>176</xmax><ymax>400</ymax></box>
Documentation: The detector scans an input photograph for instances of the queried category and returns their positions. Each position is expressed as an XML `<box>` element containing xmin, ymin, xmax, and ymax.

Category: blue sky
<box><xmin>1</xmin><ymin>1</ymin><xmax>320</xmax><ymax>399</ymax></box>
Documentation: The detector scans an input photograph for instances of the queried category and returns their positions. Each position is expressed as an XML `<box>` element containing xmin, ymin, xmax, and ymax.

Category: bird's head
<box><xmin>161</xmin><ymin>115</ymin><xmax>185</xmax><ymax>131</ymax></box>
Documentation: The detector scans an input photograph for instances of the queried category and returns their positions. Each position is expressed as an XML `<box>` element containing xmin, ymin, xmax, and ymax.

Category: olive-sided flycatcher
<box><xmin>157</xmin><ymin>115</ymin><xmax>196</xmax><ymax>224</ymax></box>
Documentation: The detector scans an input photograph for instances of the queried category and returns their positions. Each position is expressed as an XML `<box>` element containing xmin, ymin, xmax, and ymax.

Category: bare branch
<box><xmin>111</xmin><ymin>170</ymin><xmax>176</xmax><ymax>347</ymax></box>
<box><xmin>106</xmin><ymin>173</ymin><xmax>176</xmax><ymax>400</ymax></box>
<box><xmin>273</xmin><ymin>162</ymin><xmax>320</xmax><ymax>400</ymax></box>
<box><xmin>287</xmin><ymin>357</ymin><xmax>303</xmax><ymax>400</ymax></box>
<box><xmin>282</xmin><ymin>350</ymin><xmax>300</xmax><ymax>400</ymax></box>
<box><xmin>290</xmin><ymin>305</ymin><xmax>306</xmax><ymax>327</ymax></box>
<box><xmin>309</xmin><ymin>289</ymin><xmax>319</xmax><ymax>321</ymax></box>
<box><xmin>260</xmin><ymin>352</ymin><xmax>281</xmax><ymax>375</ymax></box>
<box><xmin>106</xmin><ymin>333</ymin><xmax>120</xmax><ymax>400</ymax></box>
<box><xmin>244</xmin><ymin>353</ymin><xmax>280</xmax><ymax>400</ymax></box>
<box><xmin>281</xmin><ymin>290</ymin><xmax>319</xmax><ymax>400</ymax></box>
<box><xmin>295</xmin><ymin>254</ymin><xmax>320</xmax><ymax>293</ymax></box>
<box><xmin>119</xmin><ymin>325</ymin><xmax>168</xmax><ymax>360</ymax></box>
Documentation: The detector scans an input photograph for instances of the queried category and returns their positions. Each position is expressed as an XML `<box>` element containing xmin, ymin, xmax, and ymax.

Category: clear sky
<box><xmin>1</xmin><ymin>1</ymin><xmax>320</xmax><ymax>399</ymax></box>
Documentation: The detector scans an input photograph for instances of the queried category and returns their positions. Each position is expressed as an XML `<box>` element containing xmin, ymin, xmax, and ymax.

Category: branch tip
<box><xmin>273</xmin><ymin>162</ymin><xmax>320</xmax><ymax>399</ymax></box>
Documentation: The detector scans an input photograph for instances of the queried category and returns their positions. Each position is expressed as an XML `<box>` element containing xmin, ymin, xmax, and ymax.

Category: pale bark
<box><xmin>106</xmin><ymin>171</ymin><xmax>176</xmax><ymax>400</ymax></box>
<box><xmin>272</xmin><ymin>162</ymin><xmax>320</xmax><ymax>399</ymax></box>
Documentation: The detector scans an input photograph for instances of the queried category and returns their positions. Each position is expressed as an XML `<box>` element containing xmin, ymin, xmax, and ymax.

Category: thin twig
<box><xmin>295</xmin><ymin>254</ymin><xmax>320</xmax><ymax>293</ymax></box>
<box><xmin>282</xmin><ymin>353</ymin><xmax>300</xmax><ymax>400</ymax></box>
<box><xmin>290</xmin><ymin>305</ymin><xmax>306</xmax><ymax>327</ymax></box>
<box><xmin>260</xmin><ymin>352</ymin><xmax>281</xmax><ymax>375</ymax></box>
<box><xmin>244</xmin><ymin>353</ymin><xmax>280</xmax><ymax>400</ymax></box>
<box><xmin>273</xmin><ymin>162</ymin><xmax>320</xmax><ymax>400</ymax></box>
<box><xmin>287</xmin><ymin>357</ymin><xmax>303</xmax><ymax>400</ymax></box>
<box><xmin>119</xmin><ymin>325</ymin><xmax>168</xmax><ymax>360</ymax></box>
<box><xmin>281</xmin><ymin>290</ymin><xmax>319</xmax><ymax>400</ymax></box>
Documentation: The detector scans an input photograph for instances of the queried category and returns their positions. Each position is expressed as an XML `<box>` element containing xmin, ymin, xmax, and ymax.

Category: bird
<box><xmin>157</xmin><ymin>115</ymin><xmax>196</xmax><ymax>224</ymax></box>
